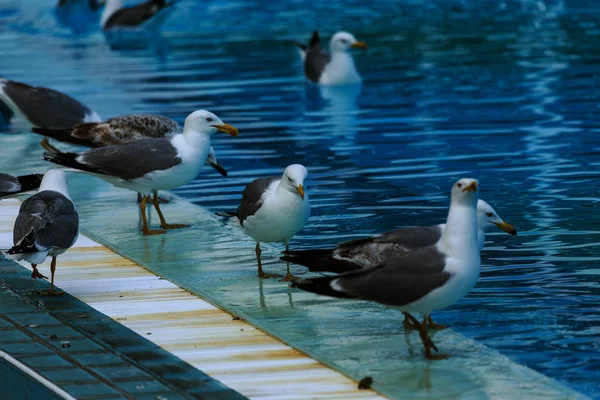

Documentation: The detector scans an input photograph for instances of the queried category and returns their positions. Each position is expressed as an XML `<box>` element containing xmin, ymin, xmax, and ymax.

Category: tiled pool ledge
<box><xmin>0</xmin><ymin>178</ymin><xmax>587</xmax><ymax>400</ymax></box>
<box><xmin>0</xmin><ymin>198</ymin><xmax>384</xmax><ymax>400</ymax></box>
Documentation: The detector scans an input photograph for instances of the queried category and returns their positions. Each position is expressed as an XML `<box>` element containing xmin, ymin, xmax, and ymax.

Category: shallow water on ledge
<box><xmin>1</xmin><ymin>0</ymin><xmax>600</xmax><ymax>397</ymax></box>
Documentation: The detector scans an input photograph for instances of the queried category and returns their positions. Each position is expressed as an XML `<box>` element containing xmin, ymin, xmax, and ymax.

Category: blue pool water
<box><xmin>1</xmin><ymin>0</ymin><xmax>599</xmax><ymax>397</ymax></box>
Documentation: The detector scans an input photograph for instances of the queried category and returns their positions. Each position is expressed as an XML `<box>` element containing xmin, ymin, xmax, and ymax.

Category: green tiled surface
<box><xmin>0</xmin><ymin>258</ymin><xmax>247</xmax><ymax>400</ymax></box>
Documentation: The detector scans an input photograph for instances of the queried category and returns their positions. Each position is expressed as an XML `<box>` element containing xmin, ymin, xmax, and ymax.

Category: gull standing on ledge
<box><xmin>43</xmin><ymin>110</ymin><xmax>238</xmax><ymax>235</ymax></box>
<box><xmin>283</xmin><ymin>199</ymin><xmax>516</xmax><ymax>330</ymax></box>
<box><xmin>0</xmin><ymin>173</ymin><xmax>43</xmax><ymax>200</ymax></box>
<box><xmin>292</xmin><ymin>178</ymin><xmax>481</xmax><ymax>360</ymax></box>
<box><xmin>296</xmin><ymin>31</ymin><xmax>367</xmax><ymax>86</ymax></box>
<box><xmin>32</xmin><ymin>114</ymin><xmax>228</xmax><ymax>176</ymax></box>
<box><xmin>220</xmin><ymin>165</ymin><xmax>310</xmax><ymax>281</ymax></box>
<box><xmin>6</xmin><ymin>170</ymin><xmax>79</xmax><ymax>295</ymax></box>
<box><xmin>0</xmin><ymin>79</ymin><xmax>101</xmax><ymax>144</ymax></box>
<box><xmin>101</xmin><ymin>0</ymin><xmax>175</xmax><ymax>30</ymax></box>
<box><xmin>283</xmin><ymin>199</ymin><xmax>516</xmax><ymax>273</ymax></box>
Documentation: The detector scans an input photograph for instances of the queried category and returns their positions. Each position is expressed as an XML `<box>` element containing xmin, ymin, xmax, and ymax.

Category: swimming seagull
<box><xmin>0</xmin><ymin>173</ymin><xmax>44</xmax><ymax>200</ymax></box>
<box><xmin>101</xmin><ymin>0</ymin><xmax>175</xmax><ymax>31</ymax></box>
<box><xmin>6</xmin><ymin>170</ymin><xmax>79</xmax><ymax>296</ymax></box>
<box><xmin>0</xmin><ymin>79</ymin><xmax>101</xmax><ymax>148</ymax></box>
<box><xmin>283</xmin><ymin>199</ymin><xmax>516</xmax><ymax>274</ymax></box>
<box><xmin>219</xmin><ymin>165</ymin><xmax>310</xmax><ymax>281</ymax></box>
<box><xmin>43</xmin><ymin>110</ymin><xmax>238</xmax><ymax>235</ymax></box>
<box><xmin>31</xmin><ymin>114</ymin><xmax>228</xmax><ymax>176</ymax></box>
<box><xmin>292</xmin><ymin>178</ymin><xmax>481</xmax><ymax>360</ymax></box>
<box><xmin>296</xmin><ymin>31</ymin><xmax>367</xmax><ymax>86</ymax></box>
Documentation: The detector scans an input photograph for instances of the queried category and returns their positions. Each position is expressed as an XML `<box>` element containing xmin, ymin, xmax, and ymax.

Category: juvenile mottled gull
<box><xmin>43</xmin><ymin>110</ymin><xmax>238</xmax><ymax>235</ymax></box>
<box><xmin>32</xmin><ymin>114</ymin><xmax>228</xmax><ymax>176</ymax></box>
<box><xmin>0</xmin><ymin>79</ymin><xmax>101</xmax><ymax>133</ymax></box>
<box><xmin>292</xmin><ymin>178</ymin><xmax>481</xmax><ymax>360</ymax></box>
<box><xmin>219</xmin><ymin>165</ymin><xmax>310</xmax><ymax>281</ymax></box>
<box><xmin>0</xmin><ymin>173</ymin><xmax>43</xmax><ymax>200</ymax></box>
<box><xmin>101</xmin><ymin>0</ymin><xmax>175</xmax><ymax>31</ymax></box>
<box><xmin>296</xmin><ymin>31</ymin><xmax>367</xmax><ymax>86</ymax></box>
<box><xmin>6</xmin><ymin>170</ymin><xmax>79</xmax><ymax>296</ymax></box>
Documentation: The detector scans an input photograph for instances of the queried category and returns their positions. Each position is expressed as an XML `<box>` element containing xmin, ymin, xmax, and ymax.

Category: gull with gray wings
<box><xmin>6</xmin><ymin>170</ymin><xmax>79</xmax><ymax>296</ymax></box>
<box><xmin>292</xmin><ymin>178</ymin><xmax>482</xmax><ymax>360</ymax></box>
<box><xmin>43</xmin><ymin>110</ymin><xmax>238</xmax><ymax>235</ymax></box>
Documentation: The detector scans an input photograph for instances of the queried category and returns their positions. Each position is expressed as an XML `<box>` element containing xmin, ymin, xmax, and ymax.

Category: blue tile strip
<box><xmin>0</xmin><ymin>258</ymin><xmax>247</xmax><ymax>400</ymax></box>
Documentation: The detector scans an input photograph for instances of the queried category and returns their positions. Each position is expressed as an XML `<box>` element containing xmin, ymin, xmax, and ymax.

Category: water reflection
<box><xmin>1</xmin><ymin>0</ymin><xmax>600</xmax><ymax>396</ymax></box>
<box><xmin>54</xmin><ymin>0</ymin><xmax>100</xmax><ymax>34</ymax></box>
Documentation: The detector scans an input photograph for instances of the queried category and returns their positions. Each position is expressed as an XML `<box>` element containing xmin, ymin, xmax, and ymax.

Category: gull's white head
<box><xmin>477</xmin><ymin>199</ymin><xmax>517</xmax><ymax>236</ymax></box>
<box><xmin>39</xmin><ymin>169</ymin><xmax>70</xmax><ymax>199</ymax></box>
<box><xmin>281</xmin><ymin>164</ymin><xmax>308</xmax><ymax>200</ymax></box>
<box><xmin>450</xmin><ymin>178</ymin><xmax>479</xmax><ymax>207</ymax></box>
<box><xmin>183</xmin><ymin>110</ymin><xmax>239</xmax><ymax>137</ymax></box>
<box><xmin>330</xmin><ymin>31</ymin><xmax>367</xmax><ymax>53</ymax></box>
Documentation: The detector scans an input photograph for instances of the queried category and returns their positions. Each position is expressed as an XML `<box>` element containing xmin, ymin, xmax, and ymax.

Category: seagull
<box><xmin>31</xmin><ymin>114</ymin><xmax>228</xmax><ymax>177</ymax></box>
<box><xmin>0</xmin><ymin>173</ymin><xmax>43</xmax><ymax>200</ymax></box>
<box><xmin>282</xmin><ymin>199</ymin><xmax>516</xmax><ymax>274</ymax></box>
<box><xmin>0</xmin><ymin>79</ymin><xmax>101</xmax><ymax>140</ymax></box>
<box><xmin>292</xmin><ymin>178</ymin><xmax>481</xmax><ymax>360</ymax></box>
<box><xmin>283</xmin><ymin>199</ymin><xmax>516</xmax><ymax>330</ymax></box>
<box><xmin>296</xmin><ymin>31</ymin><xmax>367</xmax><ymax>86</ymax></box>
<box><xmin>219</xmin><ymin>165</ymin><xmax>310</xmax><ymax>281</ymax></box>
<box><xmin>6</xmin><ymin>170</ymin><xmax>79</xmax><ymax>296</ymax></box>
<box><xmin>101</xmin><ymin>0</ymin><xmax>175</xmax><ymax>31</ymax></box>
<box><xmin>43</xmin><ymin>110</ymin><xmax>238</xmax><ymax>235</ymax></box>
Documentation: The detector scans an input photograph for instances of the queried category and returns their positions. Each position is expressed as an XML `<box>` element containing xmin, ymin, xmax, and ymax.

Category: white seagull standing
<box><xmin>43</xmin><ymin>110</ymin><xmax>238</xmax><ymax>235</ymax></box>
<box><xmin>6</xmin><ymin>170</ymin><xmax>79</xmax><ymax>296</ymax></box>
<box><xmin>283</xmin><ymin>199</ymin><xmax>515</xmax><ymax>329</ymax></box>
<box><xmin>296</xmin><ymin>31</ymin><xmax>367</xmax><ymax>86</ymax></box>
<box><xmin>32</xmin><ymin>114</ymin><xmax>228</xmax><ymax>176</ymax></box>
<box><xmin>292</xmin><ymin>178</ymin><xmax>481</xmax><ymax>360</ymax></box>
<box><xmin>221</xmin><ymin>165</ymin><xmax>310</xmax><ymax>281</ymax></box>
<box><xmin>283</xmin><ymin>199</ymin><xmax>516</xmax><ymax>273</ymax></box>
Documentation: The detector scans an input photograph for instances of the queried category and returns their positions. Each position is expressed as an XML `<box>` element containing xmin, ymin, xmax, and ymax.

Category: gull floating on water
<box><xmin>6</xmin><ymin>170</ymin><xmax>79</xmax><ymax>296</ymax></box>
<box><xmin>219</xmin><ymin>165</ymin><xmax>310</xmax><ymax>281</ymax></box>
<box><xmin>292</xmin><ymin>178</ymin><xmax>482</xmax><ymax>360</ymax></box>
<box><xmin>0</xmin><ymin>79</ymin><xmax>101</xmax><ymax>135</ymax></box>
<box><xmin>43</xmin><ymin>110</ymin><xmax>238</xmax><ymax>235</ymax></box>
<box><xmin>296</xmin><ymin>31</ymin><xmax>367</xmax><ymax>86</ymax></box>
<box><xmin>32</xmin><ymin>114</ymin><xmax>228</xmax><ymax>176</ymax></box>
<box><xmin>101</xmin><ymin>0</ymin><xmax>175</xmax><ymax>31</ymax></box>
<box><xmin>0</xmin><ymin>173</ymin><xmax>43</xmax><ymax>200</ymax></box>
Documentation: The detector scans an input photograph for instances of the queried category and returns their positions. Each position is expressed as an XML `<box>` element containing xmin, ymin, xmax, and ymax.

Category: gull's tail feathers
<box><xmin>281</xmin><ymin>248</ymin><xmax>361</xmax><ymax>274</ymax></box>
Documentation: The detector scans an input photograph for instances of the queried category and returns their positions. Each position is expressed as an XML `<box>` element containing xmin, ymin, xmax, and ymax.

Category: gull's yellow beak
<box><xmin>351</xmin><ymin>41</ymin><xmax>368</xmax><ymax>49</ymax></box>
<box><xmin>462</xmin><ymin>181</ymin><xmax>478</xmax><ymax>192</ymax></box>
<box><xmin>213</xmin><ymin>123</ymin><xmax>239</xmax><ymax>137</ymax></box>
<box><xmin>296</xmin><ymin>184</ymin><xmax>305</xmax><ymax>200</ymax></box>
<box><xmin>494</xmin><ymin>221</ymin><xmax>517</xmax><ymax>236</ymax></box>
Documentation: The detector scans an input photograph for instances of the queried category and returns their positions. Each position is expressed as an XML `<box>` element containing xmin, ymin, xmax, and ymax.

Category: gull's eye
<box><xmin>287</xmin><ymin>176</ymin><xmax>293</xmax><ymax>182</ymax></box>
<box><xmin>457</xmin><ymin>182</ymin><xmax>463</xmax><ymax>188</ymax></box>
<box><xmin>340</xmin><ymin>39</ymin><xmax>348</xmax><ymax>44</ymax></box>
<box><xmin>486</xmin><ymin>212</ymin><xmax>493</xmax><ymax>217</ymax></box>
<box><xmin>206</xmin><ymin>117</ymin><xmax>213</xmax><ymax>122</ymax></box>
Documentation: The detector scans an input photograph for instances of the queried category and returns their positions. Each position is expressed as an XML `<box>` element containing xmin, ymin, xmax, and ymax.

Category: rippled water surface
<box><xmin>1</xmin><ymin>0</ymin><xmax>600</xmax><ymax>397</ymax></box>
